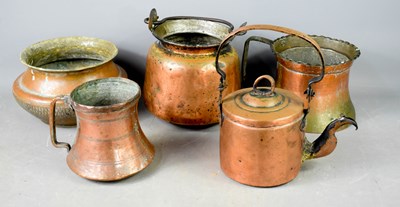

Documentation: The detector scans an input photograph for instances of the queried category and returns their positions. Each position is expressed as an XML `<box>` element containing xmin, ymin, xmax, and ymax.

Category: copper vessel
<box><xmin>13</xmin><ymin>36</ymin><xmax>127</xmax><ymax>126</ymax></box>
<box><xmin>49</xmin><ymin>78</ymin><xmax>155</xmax><ymax>181</ymax></box>
<box><xmin>216</xmin><ymin>25</ymin><xmax>358</xmax><ymax>187</ymax></box>
<box><xmin>242</xmin><ymin>34</ymin><xmax>360</xmax><ymax>133</ymax></box>
<box><xmin>272</xmin><ymin>35</ymin><xmax>360</xmax><ymax>133</ymax></box>
<box><xmin>143</xmin><ymin>8</ymin><xmax>240</xmax><ymax>125</ymax></box>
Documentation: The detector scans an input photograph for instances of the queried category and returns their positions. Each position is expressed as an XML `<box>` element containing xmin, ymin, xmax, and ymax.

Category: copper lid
<box><xmin>222</xmin><ymin>75</ymin><xmax>304</xmax><ymax>128</ymax></box>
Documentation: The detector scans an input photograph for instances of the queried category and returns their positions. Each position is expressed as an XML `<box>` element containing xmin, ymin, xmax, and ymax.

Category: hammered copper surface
<box><xmin>49</xmin><ymin>78</ymin><xmax>154</xmax><ymax>181</ymax></box>
<box><xmin>143</xmin><ymin>9</ymin><xmax>240</xmax><ymax>125</ymax></box>
<box><xmin>13</xmin><ymin>36</ymin><xmax>127</xmax><ymax>126</ymax></box>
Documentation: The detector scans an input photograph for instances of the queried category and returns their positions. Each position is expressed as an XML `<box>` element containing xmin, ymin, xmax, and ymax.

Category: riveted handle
<box><xmin>250</xmin><ymin>75</ymin><xmax>275</xmax><ymax>97</ymax></box>
<box><xmin>49</xmin><ymin>96</ymin><xmax>72</xmax><ymax>152</ymax></box>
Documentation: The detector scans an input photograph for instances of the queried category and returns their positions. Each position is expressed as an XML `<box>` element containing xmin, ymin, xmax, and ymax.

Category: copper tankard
<box><xmin>242</xmin><ymin>33</ymin><xmax>360</xmax><ymax>133</ymax></box>
<box><xmin>49</xmin><ymin>78</ymin><xmax>155</xmax><ymax>181</ymax></box>
<box><xmin>215</xmin><ymin>25</ymin><xmax>358</xmax><ymax>187</ymax></box>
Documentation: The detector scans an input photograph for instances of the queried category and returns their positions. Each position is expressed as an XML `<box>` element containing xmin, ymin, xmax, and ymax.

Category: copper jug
<box><xmin>49</xmin><ymin>78</ymin><xmax>155</xmax><ymax>181</ymax></box>
<box><xmin>216</xmin><ymin>25</ymin><xmax>358</xmax><ymax>187</ymax></box>
<box><xmin>143</xmin><ymin>8</ymin><xmax>240</xmax><ymax>125</ymax></box>
<box><xmin>242</xmin><ymin>34</ymin><xmax>360</xmax><ymax>133</ymax></box>
<box><xmin>13</xmin><ymin>36</ymin><xmax>127</xmax><ymax>126</ymax></box>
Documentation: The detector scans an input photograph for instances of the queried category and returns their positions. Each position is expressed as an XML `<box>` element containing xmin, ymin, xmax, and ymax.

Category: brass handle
<box><xmin>49</xmin><ymin>96</ymin><xmax>71</xmax><ymax>152</ymax></box>
<box><xmin>250</xmin><ymin>75</ymin><xmax>275</xmax><ymax>97</ymax></box>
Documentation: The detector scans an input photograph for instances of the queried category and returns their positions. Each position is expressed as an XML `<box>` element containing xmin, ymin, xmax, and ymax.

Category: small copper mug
<box><xmin>49</xmin><ymin>78</ymin><xmax>155</xmax><ymax>181</ymax></box>
<box><xmin>242</xmin><ymin>34</ymin><xmax>360</xmax><ymax>133</ymax></box>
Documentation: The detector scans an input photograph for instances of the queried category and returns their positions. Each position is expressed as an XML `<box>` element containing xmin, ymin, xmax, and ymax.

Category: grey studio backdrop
<box><xmin>1</xmin><ymin>0</ymin><xmax>399</xmax><ymax>206</ymax></box>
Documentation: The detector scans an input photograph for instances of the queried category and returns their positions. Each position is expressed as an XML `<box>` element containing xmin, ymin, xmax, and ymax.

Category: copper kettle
<box><xmin>215</xmin><ymin>25</ymin><xmax>358</xmax><ymax>187</ymax></box>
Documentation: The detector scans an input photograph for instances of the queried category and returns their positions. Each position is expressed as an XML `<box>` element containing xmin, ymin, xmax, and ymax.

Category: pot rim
<box><xmin>149</xmin><ymin>16</ymin><xmax>234</xmax><ymax>48</ymax></box>
<box><xmin>70</xmin><ymin>77</ymin><xmax>140</xmax><ymax>112</ymax></box>
<box><xmin>272</xmin><ymin>35</ymin><xmax>361</xmax><ymax>67</ymax></box>
<box><xmin>20</xmin><ymin>36</ymin><xmax>118</xmax><ymax>72</ymax></box>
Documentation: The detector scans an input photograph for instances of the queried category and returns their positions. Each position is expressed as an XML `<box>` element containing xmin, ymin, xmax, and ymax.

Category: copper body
<box><xmin>216</xmin><ymin>25</ymin><xmax>358</xmax><ymax>187</ymax></box>
<box><xmin>13</xmin><ymin>36</ymin><xmax>127</xmax><ymax>126</ymax></box>
<box><xmin>221</xmin><ymin>115</ymin><xmax>304</xmax><ymax>186</ymax></box>
<box><xmin>144</xmin><ymin>43</ymin><xmax>239</xmax><ymax>125</ymax></box>
<box><xmin>143</xmin><ymin>9</ymin><xmax>240</xmax><ymax>125</ymax></box>
<box><xmin>49</xmin><ymin>78</ymin><xmax>154</xmax><ymax>181</ymax></box>
<box><xmin>273</xmin><ymin>35</ymin><xmax>360</xmax><ymax>133</ymax></box>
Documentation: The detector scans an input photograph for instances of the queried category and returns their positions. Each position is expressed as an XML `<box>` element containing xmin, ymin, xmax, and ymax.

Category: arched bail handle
<box><xmin>215</xmin><ymin>24</ymin><xmax>326</xmax><ymax>98</ymax></box>
<box><xmin>144</xmin><ymin>8</ymin><xmax>159</xmax><ymax>31</ymax></box>
<box><xmin>250</xmin><ymin>75</ymin><xmax>275</xmax><ymax>97</ymax></box>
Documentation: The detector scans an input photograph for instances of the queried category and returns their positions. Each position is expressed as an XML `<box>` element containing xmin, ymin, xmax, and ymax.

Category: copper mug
<box><xmin>49</xmin><ymin>78</ymin><xmax>155</xmax><ymax>181</ymax></box>
<box><xmin>216</xmin><ymin>25</ymin><xmax>358</xmax><ymax>187</ymax></box>
<box><xmin>242</xmin><ymin>34</ymin><xmax>360</xmax><ymax>133</ymax></box>
<box><xmin>143</xmin><ymin>8</ymin><xmax>240</xmax><ymax>125</ymax></box>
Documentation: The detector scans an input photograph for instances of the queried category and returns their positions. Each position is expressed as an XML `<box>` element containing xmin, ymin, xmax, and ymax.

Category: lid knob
<box><xmin>250</xmin><ymin>75</ymin><xmax>275</xmax><ymax>97</ymax></box>
<box><xmin>242</xmin><ymin>75</ymin><xmax>283</xmax><ymax>108</ymax></box>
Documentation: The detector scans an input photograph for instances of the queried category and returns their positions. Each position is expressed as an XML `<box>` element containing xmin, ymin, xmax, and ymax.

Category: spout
<box><xmin>303</xmin><ymin>116</ymin><xmax>358</xmax><ymax>161</ymax></box>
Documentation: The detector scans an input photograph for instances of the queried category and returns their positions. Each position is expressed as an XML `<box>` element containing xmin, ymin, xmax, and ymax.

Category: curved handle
<box><xmin>144</xmin><ymin>8</ymin><xmax>159</xmax><ymax>31</ymax></box>
<box><xmin>144</xmin><ymin>8</ymin><xmax>234</xmax><ymax>33</ymax></box>
<box><xmin>241</xmin><ymin>36</ymin><xmax>273</xmax><ymax>87</ymax></box>
<box><xmin>49</xmin><ymin>96</ymin><xmax>71</xmax><ymax>152</ymax></box>
<box><xmin>215</xmin><ymin>24</ymin><xmax>326</xmax><ymax>124</ymax></box>
<box><xmin>250</xmin><ymin>75</ymin><xmax>275</xmax><ymax>97</ymax></box>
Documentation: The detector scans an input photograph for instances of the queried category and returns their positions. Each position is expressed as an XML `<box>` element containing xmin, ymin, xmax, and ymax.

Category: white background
<box><xmin>1</xmin><ymin>0</ymin><xmax>399</xmax><ymax>206</ymax></box>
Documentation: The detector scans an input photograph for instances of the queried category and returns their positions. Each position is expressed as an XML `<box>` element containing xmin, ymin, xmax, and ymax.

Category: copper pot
<box><xmin>242</xmin><ymin>34</ymin><xmax>360</xmax><ymax>133</ymax></box>
<box><xmin>13</xmin><ymin>36</ymin><xmax>127</xmax><ymax>126</ymax></box>
<box><xmin>49</xmin><ymin>78</ymin><xmax>155</xmax><ymax>181</ymax></box>
<box><xmin>216</xmin><ymin>25</ymin><xmax>358</xmax><ymax>187</ymax></box>
<box><xmin>143</xmin><ymin>9</ymin><xmax>240</xmax><ymax>125</ymax></box>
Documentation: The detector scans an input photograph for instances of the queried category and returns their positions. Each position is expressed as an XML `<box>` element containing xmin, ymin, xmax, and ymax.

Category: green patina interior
<box><xmin>152</xmin><ymin>18</ymin><xmax>233</xmax><ymax>47</ymax></box>
<box><xmin>71</xmin><ymin>78</ymin><xmax>139</xmax><ymax>107</ymax></box>
<box><xmin>164</xmin><ymin>33</ymin><xmax>222</xmax><ymax>47</ymax></box>
<box><xmin>20</xmin><ymin>36</ymin><xmax>117</xmax><ymax>71</ymax></box>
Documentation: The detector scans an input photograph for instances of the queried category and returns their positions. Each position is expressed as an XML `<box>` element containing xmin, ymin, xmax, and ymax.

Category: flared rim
<box><xmin>272</xmin><ymin>35</ymin><xmax>360</xmax><ymax>67</ymax></box>
<box><xmin>20</xmin><ymin>36</ymin><xmax>118</xmax><ymax>72</ymax></box>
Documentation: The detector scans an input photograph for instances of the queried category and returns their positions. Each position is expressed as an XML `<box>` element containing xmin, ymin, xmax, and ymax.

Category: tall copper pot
<box><xmin>272</xmin><ymin>35</ymin><xmax>360</xmax><ymax>133</ymax></box>
<box><xmin>49</xmin><ymin>78</ymin><xmax>155</xmax><ymax>181</ymax></box>
<box><xmin>143</xmin><ymin>9</ymin><xmax>240</xmax><ymax>125</ymax></box>
<box><xmin>13</xmin><ymin>36</ymin><xmax>127</xmax><ymax>126</ymax></box>
<box><xmin>242</xmin><ymin>34</ymin><xmax>360</xmax><ymax>133</ymax></box>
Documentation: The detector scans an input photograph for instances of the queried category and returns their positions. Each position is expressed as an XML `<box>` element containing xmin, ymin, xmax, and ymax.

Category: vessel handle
<box><xmin>144</xmin><ymin>8</ymin><xmax>159</xmax><ymax>31</ymax></box>
<box><xmin>49</xmin><ymin>96</ymin><xmax>72</xmax><ymax>152</ymax></box>
<box><xmin>241</xmin><ymin>36</ymin><xmax>274</xmax><ymax>87</ymax></box>
<box><xmin>215</xmin><ymin>24</ymin><xmax>326</xmax><ymax>125</ymax></box>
